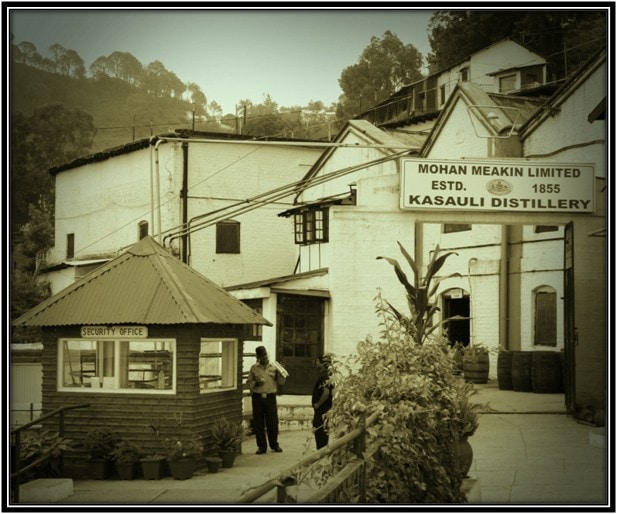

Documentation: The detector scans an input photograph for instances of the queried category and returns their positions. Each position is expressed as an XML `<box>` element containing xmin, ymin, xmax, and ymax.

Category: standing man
<box><xmin>247</xmin><ymin>346</ymin><xmax>286</xmax><ymax>454</ymax></box>
<box><xmin>312</xmin><ymin>354</ymin><xmax>334</xmax><ymax>450</ymax></box>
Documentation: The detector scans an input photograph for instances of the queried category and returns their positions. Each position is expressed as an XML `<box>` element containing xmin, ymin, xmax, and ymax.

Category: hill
<box><xmin>10</xmin><ymin>63</ymin><xmax>233</xmax><ymax>153</ymax></box>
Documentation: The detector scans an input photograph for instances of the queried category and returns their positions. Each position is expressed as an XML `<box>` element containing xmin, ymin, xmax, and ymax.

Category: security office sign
<box><xmin>400</xmin><ymin>158</ymin><xmax>595</xmax><ymax>213</ymax></box>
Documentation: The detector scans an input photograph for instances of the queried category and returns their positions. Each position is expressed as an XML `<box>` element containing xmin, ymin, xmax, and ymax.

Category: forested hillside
<box><xmin>10</xmin><ymin>63</ymin><xmax>230</xmax><ymax>153</ymax></box>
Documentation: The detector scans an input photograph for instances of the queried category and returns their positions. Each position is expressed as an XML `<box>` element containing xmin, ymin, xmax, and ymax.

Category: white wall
<box><xmin>48</xmin><ymin>140</ymin><xmax>322</xmax><ymax>293</ymax></box>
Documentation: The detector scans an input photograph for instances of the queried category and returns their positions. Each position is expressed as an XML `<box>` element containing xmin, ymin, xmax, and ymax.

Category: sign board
<box><xmin>80</xmin><ymin>326</ymin><xmax>148</xmax><ymax>338</ymax></box>
<box><xmin>400</xmin><ymin>158</ymin><xmax>595</xmax><ymax>213</ymax></box>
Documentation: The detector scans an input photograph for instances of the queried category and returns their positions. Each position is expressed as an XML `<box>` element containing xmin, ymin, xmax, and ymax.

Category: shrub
<box><xmin>83</xmin><ymin>426</ymin><xmax>119</xmax><ymax>460</ymax></box>
<box><xmin>306</xmin><ymin>243</ymin><xmax>481</xmax><ymax>503</ymax></box>
<box><xmin>210</xmin><ymin>418</ymin><xmax>244</xmax><ymax>452</ymax></box>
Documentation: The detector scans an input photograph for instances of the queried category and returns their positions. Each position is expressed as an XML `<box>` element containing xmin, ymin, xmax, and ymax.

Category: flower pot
<box><xmin>205</xmin><ymin>457</ymin><xmax>222</xmax><ymax>473</ymax></box>
<box><xmin>218</xmin><ymin>450</ymin><xmax>238</xmax><ymax>469</ymax></box>
<box><xmin>140</xmin><ymin>457</ymin><xmax>165</xmax><ymax>480</ymax></box>
<box><xmin>88</xmin><ymin>458</ymin><xmax>113</xmax><ymax>480</ymax></box>
<box><xmin>115</xmin><ymin>462</ymin><xmax>137</xmax><ymax>480</ymax></box>
<box><xmin>457</xmin><ymin>438</ymin><xmax>474</xmax><ymax>478</ymax></box>
<box><xmin>168</xmin><ymin>458</ymin><xmax>195</xmax><ymax>480</ymax></box>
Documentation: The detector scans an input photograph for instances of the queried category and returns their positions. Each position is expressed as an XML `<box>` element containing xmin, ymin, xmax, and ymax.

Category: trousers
<box><xmin>312</xmin><ymin>410</ymin><xmax>329</xmax><ymax>449</ymax></box>
<box><xmin>251</xmin><ymin>393</ymin><xmax>279</xmax><ymax>450</ymax></box>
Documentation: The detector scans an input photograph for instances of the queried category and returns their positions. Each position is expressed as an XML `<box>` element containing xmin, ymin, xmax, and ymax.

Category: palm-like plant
<box><xmin>377</xmin><ymin>242</ymin><xmax>463</xmax><ymax>345</ymax></box>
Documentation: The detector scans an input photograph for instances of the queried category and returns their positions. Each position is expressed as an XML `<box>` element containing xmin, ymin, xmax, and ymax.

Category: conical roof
<box><xmin>13</xmin><ymin>236</ymin><xmax>271</xmax><ymax>327</ymax></box>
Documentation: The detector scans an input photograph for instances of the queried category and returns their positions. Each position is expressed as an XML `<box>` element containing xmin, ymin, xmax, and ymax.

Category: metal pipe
<box><xmin>164</xmin><ymin>151</ymin><xmax>409</xmax><ymax>246</ymax></box>
<box><xmin>500</xmin><ymin>225</ymin><xmax>509</xmax><ymax>350</ymax></box>
<box><xmin>150</xmin><ymin>135</ymin><xmax>421</xmax><ymax>151</ymax></box>
<box><xmin>153</xmin><ymin>138</ymin><xmax>167</xmax><ymax>243</ymax></box>
<box><xmin>181</xmin><ymin>141</ymin><xmax>189</xmax><ymax>263</ymax></box>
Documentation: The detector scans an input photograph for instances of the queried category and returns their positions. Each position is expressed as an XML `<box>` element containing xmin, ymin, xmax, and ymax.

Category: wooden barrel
<box><xmin>511</xmin><ymin>351</ymin><xmax>532</xmax><ymax>392</ymax></box>
<box><xmin>463</xmin><ymin>352</ymin><xmax>489</xmax><ymax>384</ymax></box>
<box><xmin>531</xmin><ymin>351</ymin><xmax>562</xmax><ymax>393</ymax></box>
<box><xmin>497</xmin><ymin>351</ymin><xmax>513</xmax><ymax>390</ymax></box>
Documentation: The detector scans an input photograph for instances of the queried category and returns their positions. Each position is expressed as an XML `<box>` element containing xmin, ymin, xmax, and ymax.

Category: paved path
<box><xmin>40</xmin><ymin>382</ymin><xmax>608</xmax><ymax>507</ymax></box>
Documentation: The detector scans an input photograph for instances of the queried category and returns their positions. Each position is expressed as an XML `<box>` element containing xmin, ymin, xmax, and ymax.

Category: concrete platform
<box><xmin>19</xmin><ymin>478</ymin><xmax>74</xmax><ymax>503</ymax></box>
<box><xmin>16</xmin><ymin>381</ymin><xmax>610</xmax><ymax>507</ymax></box>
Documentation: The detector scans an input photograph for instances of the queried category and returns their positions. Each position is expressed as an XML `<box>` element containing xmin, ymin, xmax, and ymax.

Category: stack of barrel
<box><xmin>498</xmin><ymin>350</ymin><xmax>563</xmax><ymax>393</ymax></box>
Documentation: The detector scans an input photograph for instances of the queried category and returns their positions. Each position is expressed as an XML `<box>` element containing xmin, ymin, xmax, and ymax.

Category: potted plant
<box><xmin>210</xmin><ymin>418</ymin><xmax>244</xmax><ymax>468</ymax></box>
<box><xmin>82</xmin><ymin>426</ymin><xmax>119</xmax><ymax>479</ymax></box>
<box><xmin>111</xmin><ymin>440</ymin><xmax>143</xmax><ymax>480</ymax></box>
<box><xmin>139</xmin><ymin>423</ymin><xmax>166</xmax><ymax>480</ymax></box>
<box><xmin>451</xmin><ymin>380</ymin><xmax>483</xmax><ymax>478</ymax></box>
<box><xmin>164</xmin><ymin>432</ymin><xmax>203</xmax><ymax>480</ymax></box>
<box><xmin>204</xmin><ymin>456</ymin><xmax>223</xmax><ymax>473</ymax></box>
<box><xmin>462</xmin><ymin>343</ymin><xmax>490</xmax><ymax>384</ymax></box>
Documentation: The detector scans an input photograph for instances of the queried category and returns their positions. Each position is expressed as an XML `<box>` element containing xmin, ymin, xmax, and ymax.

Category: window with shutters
<box><xmin>216</xmin><ymin>220</ymin><xmax>240</xmax><ymax>253</ymax></box>
<box><xmin>294</xmin><ymin>208</ymin><xmax>329</xmax><ymax>245</ymax></box>
<box><xmin>534</xmin><ymin>287</ymin><xmax>557</xmax><ymax>346</ymax></box>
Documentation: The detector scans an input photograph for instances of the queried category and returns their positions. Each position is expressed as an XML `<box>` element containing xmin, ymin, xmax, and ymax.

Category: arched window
<box><xmin>534</xmin><ymin>286</ymin><xmax>557</xmax><ymax>346</ymax></box>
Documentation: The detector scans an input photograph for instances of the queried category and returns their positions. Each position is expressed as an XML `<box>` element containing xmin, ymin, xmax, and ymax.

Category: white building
<box><xmin>41</xmin><ymin>132</ymin><xmax>326</xmax><ymax>294</ymax></box>
<box><xmin>230</xmin><ymin>49</ymin><xmax>607</xmax><ymax>417</ymax></box>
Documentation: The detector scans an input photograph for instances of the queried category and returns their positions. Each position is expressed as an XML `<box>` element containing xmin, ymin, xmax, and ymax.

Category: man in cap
<box><xmin>247</xmin><ymin>346</ymin><xmax>286</xmax><ymax>454</ymax></box>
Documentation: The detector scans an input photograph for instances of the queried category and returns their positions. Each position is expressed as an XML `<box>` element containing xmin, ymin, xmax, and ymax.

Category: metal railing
<box><xmin>10</xmin><ymin>403</ymin><xmax>90</xmax><ymax>503</ymax></box>
<box><xmin>238</xmin><ymin>410</ymin><xmax>380</xmax><ymax>504</ymax></box>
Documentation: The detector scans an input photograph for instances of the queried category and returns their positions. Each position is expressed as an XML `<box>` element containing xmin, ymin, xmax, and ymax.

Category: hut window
<box><xmin>58</xmin><ymin>339</ymin><xmax>175</xmax><ymax>393</ymax></box>
<box><xmin>199</xmin><ymin>339</ymin><xmax>237</xmax><ymax>392</ymax></box>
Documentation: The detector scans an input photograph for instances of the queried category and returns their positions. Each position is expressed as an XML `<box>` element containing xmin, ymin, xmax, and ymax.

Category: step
<box><xmin>462</xmin><ymin>476</ymin><xmax>481</xmax><ymax>503</ymax></box>
<box><xmin>19</xmin><ymin>478</ymin><xmax>74</xmax><ymax>503</ymax></box>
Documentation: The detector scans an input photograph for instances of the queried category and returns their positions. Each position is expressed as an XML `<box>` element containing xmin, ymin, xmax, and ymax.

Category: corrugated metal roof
<box><xmin>13</xmin><ymin>236</ymin><xmax>271</xmax><ymax>327</ymax></box>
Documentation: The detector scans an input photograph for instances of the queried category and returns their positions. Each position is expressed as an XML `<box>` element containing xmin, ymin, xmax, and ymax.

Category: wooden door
<box><xmin>276</xmin><ymin>294</ymin><xmax>325</xmax><ymax>395</ymax></box>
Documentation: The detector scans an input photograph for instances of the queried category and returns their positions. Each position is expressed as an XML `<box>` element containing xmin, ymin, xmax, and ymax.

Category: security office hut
<box><xmin>13</xmin><ymin>236</ymin><xmax>269</xmax><ymax>476</ymax></box>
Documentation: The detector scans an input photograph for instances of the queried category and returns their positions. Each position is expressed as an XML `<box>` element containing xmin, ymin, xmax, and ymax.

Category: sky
<box><xmin>8</xmin><ymin>7</ymin><xmax>436</xmax><ymax>114</ymax></box>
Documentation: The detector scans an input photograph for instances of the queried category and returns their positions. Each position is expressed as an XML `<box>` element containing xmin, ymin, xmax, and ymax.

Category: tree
<box><xmin>187</xmin><ymin>82</ymin><xmax>207</xmax><ymax>112</ymax></box>
<box><xmin>426</xmin><ymin>10</ymin><xmax>606</xmax><ymax>78</ymax></box>
<box><xmin>208</xmin><ymin>100</ymin><xmax>222</xmax><ymax>118</ymax></box>
<box><xmin>49</xmin><ymin>43</ymin><xmax>66</xmax><ymax>73</ymax></box>
<box><xmin>62</xmin><ymin>49</ymin><xmax>85</xmax><ymax>79</ymax></box>
<box><xmin>242</xmin><ymin>95</ymin><xmax>287</xmax><ymax>137</ymax></box>
<box><xmin>11</xmin><ymin>200</ymin><xmax>54</xmax><ymax>342</ymax></box>
<box><xmin>10</xmin><ymin>104</ymin><xmax>96</xmax><ymax>234</ymax></box>
<box><xmin>337</xmin><ymin>31</ymin><xmax>424</xmax><ymax>120</ymax></box>
<box><xmin>105</xmin><ymin>51</ymin><xmax>144</xmax><ymax>85</ymax></box>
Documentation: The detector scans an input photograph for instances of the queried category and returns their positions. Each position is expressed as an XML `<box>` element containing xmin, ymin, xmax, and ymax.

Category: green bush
<box><xmin>83</xmin><ymin>426</ymin><xmax>119</xmax><ymax>460</ymax></box>
<box><xmin>306</xmin><ymin>243</ymin><xmax>481</xmax><ymax>503</ymax></box>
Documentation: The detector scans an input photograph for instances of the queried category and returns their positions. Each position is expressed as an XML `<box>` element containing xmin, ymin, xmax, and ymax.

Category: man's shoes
<box><xmin>256</xmin><ymin>448</ymin><xmax>267</xmax><ymax>454</ymax></box>
<box><xmin>272</xmin><ymin>446</ymin><xmax>283</xmax><ymax>453</ymax></box>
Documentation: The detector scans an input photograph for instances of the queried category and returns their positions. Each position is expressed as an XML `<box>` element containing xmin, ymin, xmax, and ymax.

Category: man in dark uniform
<box><xmin>247</xmin><ymin>346</ymin><xmax>286</xmax><ymax>454</ymax></box>
<box><xmin>312</xmin><ymin>354</ymin><xmax>334</xmax><ymax>449</ymax></box>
